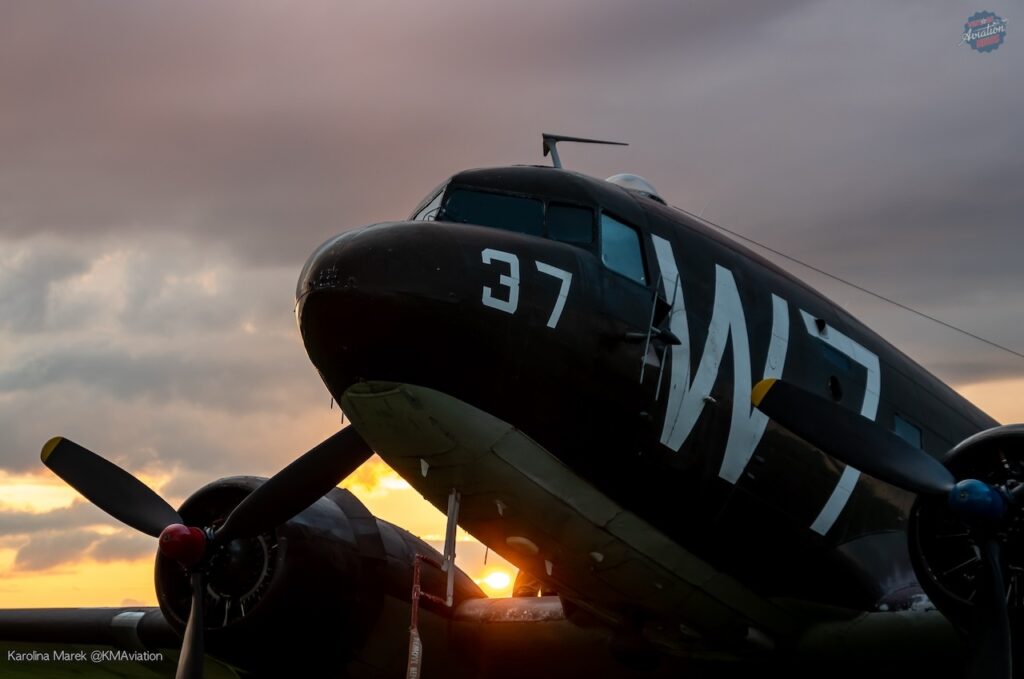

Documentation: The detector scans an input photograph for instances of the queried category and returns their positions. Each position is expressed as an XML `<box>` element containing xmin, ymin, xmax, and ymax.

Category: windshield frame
<box><xmin>409</xmin><ymin>180</ymin><xmax>450</xmax><ymax>221</ymax></box>
<box><xmin>438</xmin><ymin>186</ymin><xmax>598</xmax><ymax>249</ymax></box>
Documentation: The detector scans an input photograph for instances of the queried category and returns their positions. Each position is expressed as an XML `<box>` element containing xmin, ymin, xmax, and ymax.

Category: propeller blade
<box><xmin>41</xmin><ymin>437</ymin><xmax>182</xmax><ymax>538</ymax></box>
<box><xmin>967</xmin><ymin>538</ymin><xmax>1012</xmax><ymax>679</ymax></box>
<box><xmin>213</xmin><ymin>427</ymin><xmax>372</xmax><ymax>544</ymax></box>
<box><xmin>175</xmin><ymin>571</ymin><xmax>206</xmax><ymax>679</ymax></box>
<box><xmin>751</xmin><ymin>379</ymin><xmax>956</xmax><ymax>496</ymax></box>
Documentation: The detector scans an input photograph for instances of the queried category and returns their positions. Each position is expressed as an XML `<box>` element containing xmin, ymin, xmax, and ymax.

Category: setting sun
<box><xmin>478</xmin><ymin>570</ymin><xmax>513</xmax><ymax>596</ymax></box>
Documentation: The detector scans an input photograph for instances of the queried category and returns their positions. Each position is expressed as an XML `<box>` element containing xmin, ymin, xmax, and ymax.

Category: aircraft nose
<box><xmin>295</xmin><ymin>229</ymin><xmax>359</xmax><ymax>304</ymax></box>
<box><xmin>296</xmin><ymin>221</ymin><xmax>464</xmax><ymax>307</ymax></box>
<box><xmin>294</xmin><ymin>221</ymin><xmax>467</xmax><ymax>388</ymax></box>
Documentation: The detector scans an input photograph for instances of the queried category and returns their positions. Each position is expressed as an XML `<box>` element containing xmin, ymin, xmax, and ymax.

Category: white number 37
<box><xmin>481</xmin><ymin>248</ymin><xmax>572</xmax><ymax>329</ymax></box>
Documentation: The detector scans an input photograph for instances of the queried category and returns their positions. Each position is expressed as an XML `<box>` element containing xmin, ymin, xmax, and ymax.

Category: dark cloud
<box><xmin>0</xmin><ymin>503</ymin><xmax>113</xmax><ymax>537</ymax></box>
<box><xmin>0</xmin><ymin>345</ymin><xmax>307</xmax><ymax>410</ymax></box>
<box><xmin>0</xmin><ymin>381</ymin><xmax>338</xmax><ymax>480</ymax></box>
<box><xmin>0</xmin><ymin>246</ymin><xmax>92</xmax><ymax>333</ymax></box>
<box><xmin>0</xmin><ymin>235</ymin><xmax>302</xmax><ymax>338</ymax></box>
<box><xmin>90</xmin><ymin>532</ymin><xmax>155</xmax><ymax>563</ymax></box>
<box><xmin>8</xmin><ymin>528</ymin><xmax>154</xmax><ymax>571</ymax></box>
<box><xmin>12</xmin><ymin>531</ymin><xmax>103</xmax><ymax>571</ymax></box>
<box><xmin>0</xmin><ymin>0</ymin><xmax>822</xmax><ymax>265</ymax></box>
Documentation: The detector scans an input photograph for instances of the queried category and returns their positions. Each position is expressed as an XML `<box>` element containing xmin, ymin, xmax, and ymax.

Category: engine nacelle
<box><xmin>908</xmin><ymin>425</ymin><xmax>1024</xmax><ymax>630</ymax></box>
<box><xmin>154</xmin><ymin>476</ymin><xmax>483</xmax><ymax>676</ymax></box>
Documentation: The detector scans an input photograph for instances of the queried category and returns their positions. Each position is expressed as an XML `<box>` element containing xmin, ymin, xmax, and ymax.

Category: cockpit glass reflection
<box><xmin>600</xmin><ymin>213</ymin><xmax>646</xmax><ymax>284</ymax></box>
<box><xmin>440</xmin><ymin>189</ymin><xmax>598</xmax><ymax>249</ymax></box>
<box><xmin>444</xmin><ymin>189</ymin><xmax>544</xmax><ymax>236</ymax></box>
<box><xmin>547</xmin><ymin>204</ymin><xmax>594</xmax><ymax>245</ymax></box>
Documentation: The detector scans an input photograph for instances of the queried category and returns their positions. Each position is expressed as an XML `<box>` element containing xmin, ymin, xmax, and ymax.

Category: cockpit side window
<box><xmin>410</xmin><ymin>181</ymin><xmax>448</xmax><ymax>221</ymax></box>
<box><xmin>600</xmin><ymin>213</ymin><xmax>647</xmax><ymax>285</ymax></box>
<box><xmin>443</xmin><ymin>189</ymin><xmax>544</xmax><ymax>236</ymax></box>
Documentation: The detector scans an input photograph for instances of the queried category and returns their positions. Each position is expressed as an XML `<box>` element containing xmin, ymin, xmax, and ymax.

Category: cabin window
<box><xmin>600</xmin><ymin>213</ymin><xmax>647</xmax><ymax>284</ymax></box>
<box><xmin>894</xmin><ymin>414</ymin><xmax>922</xmax><ymax>449</ymax></box>
<box><xmin>547</xmin><ymin>203</ymin><xmax>594</xmax><ymax>245</ymax></box>
<box><xmin>443</xmin><ymin>189</ymin><xmax>544</xmax><ymax>237</ymax></box>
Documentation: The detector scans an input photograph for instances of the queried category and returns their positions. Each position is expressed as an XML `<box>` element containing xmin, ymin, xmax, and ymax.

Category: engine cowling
<box><xmin>154</xmin><ymin>476</ymin><xmax>483</xmax><ymax>676</ymax></box>
<box><xmin>908</xmin><ymin>425</ymin><xmax>1024</xmax><ymax>630</ymax></box>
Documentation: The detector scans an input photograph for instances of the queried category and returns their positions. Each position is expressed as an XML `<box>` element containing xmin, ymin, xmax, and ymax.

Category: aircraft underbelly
<box><xmin>339</xmin><ymin>381</ymin><xmax>795</xmax><ymax>646</ymax></box>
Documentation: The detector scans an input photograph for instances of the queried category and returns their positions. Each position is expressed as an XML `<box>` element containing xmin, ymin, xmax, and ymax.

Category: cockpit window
<box><xmin>410</xmin><ymin>181</ymin><xmax>448</xmax><ymax>221</ymax></box>
<box><xmin>438</xmin><ymin>188</ymin><xmax>646</xmax><ymax>287</ymax></box>
<box><xmin>444</xmin><ymin>189</ymin><xmax>544</xmax><ymax>236</ymax></box>
<box><xmin>547</xmin><ymin>203</ymin><xmax>594</xmax><ymax>245</ymax></box>
<box><xmin>600</xmin><ymin>213</ymin><xmax>646</xmax><ymax>284</ymax></box>
<box><xmin>441</xmin><ymin>189</ymin><xmax>596</xmax><ymax>248</ymax></box>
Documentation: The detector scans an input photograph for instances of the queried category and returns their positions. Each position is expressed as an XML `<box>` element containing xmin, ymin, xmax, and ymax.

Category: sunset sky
<box><xmin>1</xmin><ymin>1</ymin><xmax>1021</xmax><ymax>608</ymax></box>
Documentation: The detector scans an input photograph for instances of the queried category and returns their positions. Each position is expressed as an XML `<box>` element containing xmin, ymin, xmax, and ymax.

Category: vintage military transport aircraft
<box><xmin>2</xmin><ymin>134</ymin><xmax>1021</xmax><ymax>679</ymax></box>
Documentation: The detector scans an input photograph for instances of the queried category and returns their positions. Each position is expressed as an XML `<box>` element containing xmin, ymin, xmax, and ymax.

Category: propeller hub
<box><xmin>159</xmin><ymin>523</ymin><xmax>207</xmax><ymax>566</ymax></box>
<box><xmin>948</xmin><ymin>479</ymin><xmax>1007</xmax><ymax>525</ymax></box>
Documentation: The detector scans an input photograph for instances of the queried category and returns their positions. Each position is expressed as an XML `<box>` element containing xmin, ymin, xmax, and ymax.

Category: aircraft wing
<box><xmin>0</xmin><ymin>606</ymin><xmax>240</xmax><ymax>677</ymax></box>
<box><xmin>0</xmin><ymin>607</ymin><xmax>175</xmax><ymax>648</ymax></box>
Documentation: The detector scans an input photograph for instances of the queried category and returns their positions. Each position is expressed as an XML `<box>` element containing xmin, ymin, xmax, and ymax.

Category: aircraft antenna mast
<box><xmin>542</xmin><ymin>133</ymin><xmax>627</xmax><ymax>169</ymax></box>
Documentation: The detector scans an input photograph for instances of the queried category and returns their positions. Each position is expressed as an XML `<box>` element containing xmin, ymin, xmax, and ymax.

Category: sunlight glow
<box><xmin>343</xmin><ymin>456</ymin><xmax>413</xmax><ymax>497</ymax></box>
<box><xmin>955</xmin><ymin>379</ymin><xmax>1024</xmax><ymax>425</ymax></box>
<box><xmin>477</xmin><ymin>570</ymin><xmax>512</xmax><ymax>596</ymax></box>
<box><xmin>0</xmin><ymin>550</ymin><xmax>156</xmax><ymax>608</ymax></box>
<box><xmin>0</xmin><ymin>471</ymin><xmax>79</xmax><ymax>512</ymax></box>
